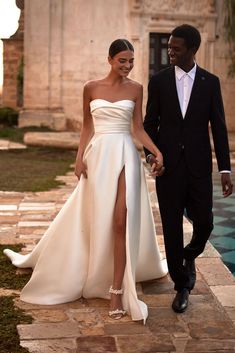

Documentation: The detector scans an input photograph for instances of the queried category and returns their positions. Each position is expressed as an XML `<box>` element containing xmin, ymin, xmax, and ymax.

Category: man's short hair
<box><xmin>171</xmin><ymin>24</ymin><xmax>201</xmax><ymax>51</ymax></box>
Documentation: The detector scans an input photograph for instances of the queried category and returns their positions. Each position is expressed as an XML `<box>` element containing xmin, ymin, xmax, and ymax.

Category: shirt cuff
<box><xmin>219</xmin><ymin>170</ymin><xmax>231</xmax><ymax>173</ymax></box>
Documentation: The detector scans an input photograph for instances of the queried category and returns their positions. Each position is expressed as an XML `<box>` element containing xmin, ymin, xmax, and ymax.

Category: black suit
<box><xmin>144</xmin><ymin>66</ymin><xmax>231</xmax><ymax>291</ymax></box>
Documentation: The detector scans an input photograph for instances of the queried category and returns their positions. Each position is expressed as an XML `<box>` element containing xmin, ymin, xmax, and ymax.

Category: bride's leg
<box><xmin>110</xmin><ymin>168</ymin><xmax>126</xmax><ymax>314</ymax></box>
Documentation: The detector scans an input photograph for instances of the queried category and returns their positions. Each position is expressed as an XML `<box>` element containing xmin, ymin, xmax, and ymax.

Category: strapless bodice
<box><xmin>90</xmin><ymin>99</ymin><xmax>135</xmax><ymax>134</ymax></box>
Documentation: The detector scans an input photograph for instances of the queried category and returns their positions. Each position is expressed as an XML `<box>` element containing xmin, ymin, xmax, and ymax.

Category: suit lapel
<box><xmin>184</xmin><ymin>66</ymin><xmax>205</xmax><ymax>119</ymax></box>
<box><xmin>168</xmin><ymin>67</ymin><xmax>183</xmax><ymax>119</ymax></box>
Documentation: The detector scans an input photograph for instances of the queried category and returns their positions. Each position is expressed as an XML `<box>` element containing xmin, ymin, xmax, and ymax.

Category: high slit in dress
<box><xmin>4</xmin><ymin>99</ymin><xmax>167</xmax><ymax>323</ymax></box>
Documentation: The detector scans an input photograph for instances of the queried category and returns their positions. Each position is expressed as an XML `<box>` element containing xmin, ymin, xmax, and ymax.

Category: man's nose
<box><xmin>168</xmin><ymin>48</ymin><xmax>173</xmax><ymax>56</ymax></box>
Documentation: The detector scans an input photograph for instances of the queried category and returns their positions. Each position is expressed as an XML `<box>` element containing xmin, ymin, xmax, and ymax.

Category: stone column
<box><xmin>48</xmin><ymin>0</ymin><xmax>63</xmax><ymax>110</ymax></box>
<box><xmin>19</xmin><ymin>0</ymin><xmax>66</xmax><ymax>130</ymax></box>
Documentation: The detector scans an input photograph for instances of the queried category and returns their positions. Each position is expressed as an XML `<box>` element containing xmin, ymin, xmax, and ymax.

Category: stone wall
<box><xmin>20</xmin><ymin>0</ymin><xmax>130</xmax><ymax>130</ymax></box>
<box><xmin>19</xmin><ymin>0</ymin><xmax>235</xmax><ymax>132</ymax></box>
<box><xmin>2</xmin><ymin>37</ymin><xmax>23</xmax><ymax>108</ymax></box>
<box><xmin>213</xmin><ymin>0</ymin><xmax>235</xmax><ymax>132</ymax></box>
<box><xmin>2</xmin><ymin>4</ymin><xmax>24</xmax><ymax>109</ymax></box>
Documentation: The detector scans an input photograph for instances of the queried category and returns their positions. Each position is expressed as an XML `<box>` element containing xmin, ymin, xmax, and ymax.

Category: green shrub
<box><xmin>0</xmin><ymin>107</ymin><xmax>19</xmax><ymax>126</ymax></box>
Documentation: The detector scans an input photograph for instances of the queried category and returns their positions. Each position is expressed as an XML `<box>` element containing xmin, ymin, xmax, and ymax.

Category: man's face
<box><xmin>168</xmin><ymin>35</ymin><xmax>195</xmax><ymax>69</ymax></box>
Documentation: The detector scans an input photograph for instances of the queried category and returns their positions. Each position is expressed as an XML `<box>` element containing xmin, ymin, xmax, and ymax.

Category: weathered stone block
<box><xmin>17</xmin><ymin>322</ymin><xmax>81</xmax><ymax>340</ymax></box>
<box><xmin>116</xmin><ymin>334</ymin><xmax>175</xmax><ymax>353</ymax></box>
<box><xmin>76</xmin><ymin>336</ymin><xmax>117</xmax><ymax>353</ymax></box>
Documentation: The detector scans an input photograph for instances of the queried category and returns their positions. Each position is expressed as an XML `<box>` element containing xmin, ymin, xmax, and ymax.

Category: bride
<box><xmin>4</xmin><ymin>39</ymin><xmax>167</xmax><ymax>324</ymax></box>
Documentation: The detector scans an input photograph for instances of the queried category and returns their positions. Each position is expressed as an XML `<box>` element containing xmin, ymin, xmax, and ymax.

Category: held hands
<box><xmin>147</xmin><ymin>153</ymin><xmax>165</xmax><ymax>177</ymax></box>
<box><xmin>75</xmin><ymin>159</ymin><xmax>87</xmax><ymax>180</ymax></box>
<box><xmin>221</xmin><ymin>173</ymin><xmax>233</xmax><ymax>197</ymax></box>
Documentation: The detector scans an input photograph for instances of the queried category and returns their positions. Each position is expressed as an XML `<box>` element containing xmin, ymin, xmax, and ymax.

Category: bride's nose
<box><xmin>124</xmin><ymin>62</ymin><xmax>132</xmax><ymax>69</ymax></box>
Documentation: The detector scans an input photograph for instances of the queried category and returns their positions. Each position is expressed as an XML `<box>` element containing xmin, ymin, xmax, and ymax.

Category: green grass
<box><xmin>0</xmin><ymin>244</ymin><xmax>31</xmax><ymax>289</ymax></box>
<box><xmin>0</xmin><ymin>147</ymin><xmax>76</xmax><ymax>192</ymax></box>
<box><xmin>0</xmin><ymin>244</ymin><xmax>32</xmax><ymax>353</ymax></box>
<box><xmin>0</xmin><ymin>126</ymin><xmax>52</xmax><ymax>144</ymax></box>
<box><xmin>0</xmin><ymin>296</ymin><xmax>32</xmax><ymax>353</ymax></box>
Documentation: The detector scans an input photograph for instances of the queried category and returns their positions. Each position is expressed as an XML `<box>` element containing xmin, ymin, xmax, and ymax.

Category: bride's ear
<box><xmin>108</xmin><ymin>56</ymin><xmax>112</xmax><ymax>65</ymax></box>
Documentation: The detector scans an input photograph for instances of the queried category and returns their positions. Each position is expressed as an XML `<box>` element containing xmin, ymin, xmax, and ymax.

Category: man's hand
<box><xmin>221</xmin><ymin>173</ymin><xmax>233</xmax><ymax>197</ymax></box>
<box><xmin>147</xmin><ymin>154</ymin><xmax>165</xmax><ymax>177</ymax></box>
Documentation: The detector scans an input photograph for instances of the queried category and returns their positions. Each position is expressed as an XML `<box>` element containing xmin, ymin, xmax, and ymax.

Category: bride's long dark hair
<box><xmin>109</xmin><ymin>39</ymin><xmax>134</xmax><ymax>58</ymax></box>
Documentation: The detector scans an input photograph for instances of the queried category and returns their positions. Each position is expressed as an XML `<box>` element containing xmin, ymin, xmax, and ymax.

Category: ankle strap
<box><xmin>109</xmin><ymin>286</ymin><xmax>124</xmax><ymax>295</ymax></box>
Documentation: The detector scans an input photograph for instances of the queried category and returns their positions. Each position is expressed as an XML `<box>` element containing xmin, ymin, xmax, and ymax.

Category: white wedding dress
<box><xmin>4</xmin><ymin>99</ymin><xmax>167</xmax><ymax>323</ymax></box>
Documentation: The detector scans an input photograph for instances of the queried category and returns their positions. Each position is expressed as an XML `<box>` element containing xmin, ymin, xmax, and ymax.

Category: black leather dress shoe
<box><xmin>184</xmin><ymin>259</ymin><xmax>196</xmax><ymax>290</ymax></box>
<box><xmin>172</xmin><ymin>288</ymin><xmax>189</xmax><ymax>313</ymax></box>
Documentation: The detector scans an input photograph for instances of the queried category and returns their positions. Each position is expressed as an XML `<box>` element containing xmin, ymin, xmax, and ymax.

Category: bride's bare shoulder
<box><xmin>84</xmin><ymin>79</ymin><xmax>105</xmax><ymax>89</ymax></box>
<box><xmin>126</xmin><ymin>78</ymin><xmax>142</xmax><ymax>90</ymax></box>
<box><xmin>127</xmin><ymin>78</ymin><xmax>142</xmax><ymax>88</ymax></box>
<box><xmin>126</xmin><ymin>79</ymin><xmax>143</xmax><ymax>96</ymax></box>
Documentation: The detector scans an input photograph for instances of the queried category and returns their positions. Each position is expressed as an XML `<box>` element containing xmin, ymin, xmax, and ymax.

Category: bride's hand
<box><xmin>75</xmin><ymin>160</ymin><xmax>88</xmax><ymax>180</ymax></box>
<box><xmin>155</xmin><ymin>151</ymin><xmax>163</xmax><ymax>168</ymax></box>
<box><xmin>149</xmin><ymin>152</ymin><xmax>165</xmax><ymax>177</ymax></box>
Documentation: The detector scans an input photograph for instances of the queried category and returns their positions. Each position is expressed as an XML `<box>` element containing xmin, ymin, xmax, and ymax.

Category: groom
<box><xmin>144</xmin><ymin>24</ymin><xmax>233</xmax><ymax>313</ymax></box>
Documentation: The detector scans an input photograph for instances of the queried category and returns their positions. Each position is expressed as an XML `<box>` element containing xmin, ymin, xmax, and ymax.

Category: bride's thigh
<box><xmin>113</xmin><ymin>168</ymin><xmax>127</xmax><ymax>234</ymax></box>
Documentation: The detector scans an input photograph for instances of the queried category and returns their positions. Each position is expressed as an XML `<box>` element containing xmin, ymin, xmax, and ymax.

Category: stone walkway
<box><xmin>0</xmin><ymin>161</ymin><xmax>235</xmax><ymax>353</ymax></box>
<box><xmin>0</xmin><ymin>137</ymin><xmax>235</xmax><ymax>352</ymax></box>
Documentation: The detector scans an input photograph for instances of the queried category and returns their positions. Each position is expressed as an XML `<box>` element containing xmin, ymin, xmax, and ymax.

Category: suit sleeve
<box><xmin>210</xmin><ymin>76</ymin><xmax>231</xmax><ymax>172</ymax></box>
<box><xmin>143</xmin><ymin>76</ymin><xmax>160</xmax><ymax>158</ymax></box>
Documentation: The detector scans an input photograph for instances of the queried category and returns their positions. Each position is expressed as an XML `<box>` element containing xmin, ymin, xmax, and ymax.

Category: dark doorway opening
<box><xmin>149</xmin><ymin>33</ymin><xmax>170</xmax><ymax>78</ymax></box>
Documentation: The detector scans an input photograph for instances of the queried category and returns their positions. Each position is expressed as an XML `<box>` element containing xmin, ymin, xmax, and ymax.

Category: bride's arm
<box><xmin>75</xmin><ymin>83</ymin><xmax>94</xmax><ymax>180</ymax></box>
<box><xmin>132</xmin><ymin>85</ymin><xmax>164</xmax><ymax>171</ymax></box>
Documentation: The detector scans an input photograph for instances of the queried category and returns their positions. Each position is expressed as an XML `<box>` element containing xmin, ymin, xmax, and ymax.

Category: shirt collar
<box><xmin>175</xmin><ymin>63</ymin><xmax>197</xmax><ymax>81</ymax></box>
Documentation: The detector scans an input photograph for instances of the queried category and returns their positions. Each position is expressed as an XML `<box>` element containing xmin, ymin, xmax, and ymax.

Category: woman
<box><xmin>4</xmin><ymin>39</ymin><xmax>167</xmax><ymax>324</ymax></box>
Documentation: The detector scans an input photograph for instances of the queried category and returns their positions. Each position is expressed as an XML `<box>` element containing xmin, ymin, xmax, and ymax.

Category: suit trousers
<box><xmin>156</xmin><ymin>153</ymin><xmax>213</xmax><ymax>291</ymax></box>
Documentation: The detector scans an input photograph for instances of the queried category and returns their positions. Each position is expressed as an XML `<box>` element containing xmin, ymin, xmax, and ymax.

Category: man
<box><xmin>144</xmin><ymin>24</ymin><xmax>233</xmax><ymax>313</ymax></box>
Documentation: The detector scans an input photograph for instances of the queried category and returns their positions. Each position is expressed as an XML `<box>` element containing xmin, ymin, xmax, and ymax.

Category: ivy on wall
<box><xmin>224</xmin><ymin>0</ymin><xmax>235</xmax><ymax>76</ymax></box>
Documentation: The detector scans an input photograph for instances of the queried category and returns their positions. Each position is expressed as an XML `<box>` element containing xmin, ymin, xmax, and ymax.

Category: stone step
<box><xmin>24</xmin><ymin>132</ymin><xmax>80</xmax><ymax>149</ymax></box>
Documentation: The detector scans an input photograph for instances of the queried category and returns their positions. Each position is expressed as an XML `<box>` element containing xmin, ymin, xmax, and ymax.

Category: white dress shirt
<box><xmin>175</xmin><ymin>63</ymin><xmax>196</xmax><ymax>118</ymax></box>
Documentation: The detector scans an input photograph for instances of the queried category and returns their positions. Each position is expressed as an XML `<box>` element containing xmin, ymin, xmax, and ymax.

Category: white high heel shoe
<box><xmin>109</xmin><ymin>286</ymin><xmax>126</xmax><ymax>319</ymax></box>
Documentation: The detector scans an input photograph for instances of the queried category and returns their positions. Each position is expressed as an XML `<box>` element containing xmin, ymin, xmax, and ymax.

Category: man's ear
<box><xmin>192</xmin><ymin>47</ymin><xmax>198</xmax><ymax>55</ymax></box>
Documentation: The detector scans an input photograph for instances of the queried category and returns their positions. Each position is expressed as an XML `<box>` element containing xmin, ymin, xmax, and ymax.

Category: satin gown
<box><xmin>4</xmin><ymin>99</ymin><xmax>167</xmax><ymax>323</ymax></box>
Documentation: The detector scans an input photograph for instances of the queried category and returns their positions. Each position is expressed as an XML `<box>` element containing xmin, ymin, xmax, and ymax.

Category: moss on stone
<box><xmin>0</xmin><ymin>244</ymin><xmax>33</xmax><ymax>352</ymax></box>
<box><xmin>0</xmin><ymin>296</ymin><xmax>32</xmax><ymax>353</ymax></box>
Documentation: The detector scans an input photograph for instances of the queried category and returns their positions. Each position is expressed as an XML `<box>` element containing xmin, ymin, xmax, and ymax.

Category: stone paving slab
<box><xmin>0</xmin><ymin>138</ymin><xmax>26</xmax><ymax>150</ymax></box>
<box><xmin>24</xmin><ymin>132</ymin><xmax>80</xmax><ymax>149</ymax></box>
<box><xmin>0</xmin><ymin>159</ymin><xmax>235</xmax><ymax>352</ymax></box>
<box><xmin>20</xmin><ymin>339</ymin><xmax>78</xmax><ymax>353</ymax></box>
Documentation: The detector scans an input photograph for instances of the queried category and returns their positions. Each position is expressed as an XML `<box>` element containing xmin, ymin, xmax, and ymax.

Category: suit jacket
<box><xmin>144</xmin><ymin>66</ymin><xmax>231</xmax><ymax>177</ymax></box>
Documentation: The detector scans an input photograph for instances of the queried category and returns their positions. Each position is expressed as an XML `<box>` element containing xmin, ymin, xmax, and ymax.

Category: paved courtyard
<box><xmin>0</xmin><ymin>139</ymin><xmax>235</xmax><ymax>353</ymax></box>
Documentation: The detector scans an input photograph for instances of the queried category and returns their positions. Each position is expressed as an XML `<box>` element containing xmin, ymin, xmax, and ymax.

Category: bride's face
<box><xmin>109</xmin><ymin>50</ymin><xmax>134</xmax><ymax>77</ymax></box>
